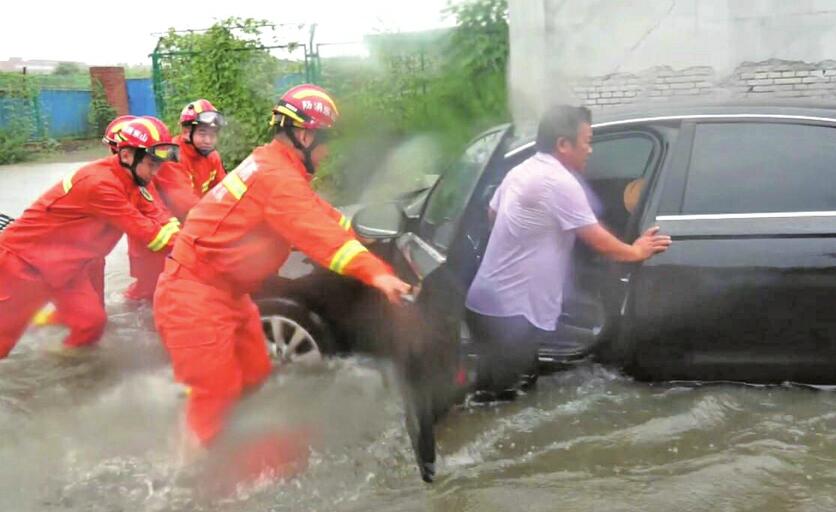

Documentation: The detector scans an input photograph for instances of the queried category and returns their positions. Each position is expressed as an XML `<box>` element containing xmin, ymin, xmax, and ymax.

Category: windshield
<box><xmin>419</xmin><ymin>128</ymin><xmax>506</xmax><ymax>250</ymax></box>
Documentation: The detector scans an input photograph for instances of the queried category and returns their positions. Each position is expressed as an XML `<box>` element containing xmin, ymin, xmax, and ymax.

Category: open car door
<box><xmin>353</xmin><ymin>126</ymin><xmax>513</xmax><ymax>482</ymax></box>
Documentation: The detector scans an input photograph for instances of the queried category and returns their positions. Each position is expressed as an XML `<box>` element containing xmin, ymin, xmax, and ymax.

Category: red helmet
<box><xmin>179</xmin><ymin>99</ymin><xmax>225</xmax><ymax>128</ymax></box>
<box><xmin>115</xmin><ymin>117</ymin><xmax>178</xmax><ymax>162</ymax></box>
<box><xmin>102</xmin><ymin>115</ymin><xmax>137</xmax><ymax>146</ymax></box>
<box><xmin>271</xmin><ymin>84</ymin><xmax>339</xmax><ymax>131</ymax></box>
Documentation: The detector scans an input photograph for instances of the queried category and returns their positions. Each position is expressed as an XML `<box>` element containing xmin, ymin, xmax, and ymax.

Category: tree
<box><xmin>52</xmin><ymin>62</ymin><xmax>85</xmax><ymax>75</ymax></box>
<box><xmin>155</xmin><ymin>18</ymin><xmax>303</xmax><ymax>168</ymax></box>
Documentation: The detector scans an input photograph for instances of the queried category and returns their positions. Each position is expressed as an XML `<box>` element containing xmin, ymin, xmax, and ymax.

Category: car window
<box><xmin>683</xmin><ymin>123</ymin><xmax>836</xmax><ymax>214</ymax></box>
<box><xmin>587</xmin><ymin>134</ymin><xmax>655</xmax><ymax>180</ymax></box>
<box><xmin>420</xmin><ymin>129</ymin><xmax>505</xmax><ymax>249</ymax></box>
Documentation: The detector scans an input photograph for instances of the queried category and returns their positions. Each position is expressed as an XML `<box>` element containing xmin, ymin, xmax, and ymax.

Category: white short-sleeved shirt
<box><xmin>465</xmin><ymin>152</ymin><xmax>598</xmax><ymax>331</ymax></box>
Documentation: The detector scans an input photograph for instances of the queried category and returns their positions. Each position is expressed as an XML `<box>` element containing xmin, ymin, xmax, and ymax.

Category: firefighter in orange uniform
<box><xmin>0</xmin><ymin>117</ymin><xmax>181</xmax><ymax>358</ymax></box>
<box><xmin>30</xmin><ymin>114</ymin><xmax>140</xmax><ymax>327</ymax></box>
<box><xmin>153</xmin><ymin>84</ymin><xmax>411</xmax><ymax>445</ymax></box>
<box><xmin>124</xmin><ymin>100</ymin><xmax>227</xmax><ymax>301</ymax></box>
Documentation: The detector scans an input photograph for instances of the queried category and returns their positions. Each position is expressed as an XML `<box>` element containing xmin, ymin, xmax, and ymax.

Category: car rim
<box><xmin>261</xmin><ymin>315</ymin><xmax>323</xmax><ymax>364</ymax></box>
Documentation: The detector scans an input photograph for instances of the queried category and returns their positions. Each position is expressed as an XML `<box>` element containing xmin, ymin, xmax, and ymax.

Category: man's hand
<box><xmin>631</xmin><ymin>226</ymin><xmax>672</xmax><ymax>260</ymax></box>
<box><xmin>371</xmin><ymin>274</ymin><xmax>412</xmax><ymax>305</ymax></box>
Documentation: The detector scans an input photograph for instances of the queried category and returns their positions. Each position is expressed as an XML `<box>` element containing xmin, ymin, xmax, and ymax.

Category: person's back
<box><xmin>172</xmin><ymin>141</ymin><xmax>309</xmax><ymax>293</ymax></box>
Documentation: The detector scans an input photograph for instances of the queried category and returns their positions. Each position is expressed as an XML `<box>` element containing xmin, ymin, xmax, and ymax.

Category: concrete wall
<box><xmin>509</xmin><ymin>0</ymin><xmax>836</xmax><ymax>118</ymax></box>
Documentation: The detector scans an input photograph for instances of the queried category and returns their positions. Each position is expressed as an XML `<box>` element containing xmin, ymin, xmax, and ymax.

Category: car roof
<box><xmin>506</xmin><ymin>99</ymin><xmax>836</xmax><ymax>155</ymax></box>
<box><xmin>592</xmin><ymin>100</ymin><xmax>836</xmax><ymax>124</ymax></box>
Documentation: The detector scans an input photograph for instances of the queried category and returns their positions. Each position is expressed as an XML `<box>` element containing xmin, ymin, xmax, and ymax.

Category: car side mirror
<box><xmin>351</xmin><ymin>202</ymin><xmax>405</xmax><ymax>240</ymax></box>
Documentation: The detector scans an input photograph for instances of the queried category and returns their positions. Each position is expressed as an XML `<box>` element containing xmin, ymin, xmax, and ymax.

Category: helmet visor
<box><xmin>147</xmin><ymin>143</ymin><xmax>180</xmax><ymax>163</ymax></box>
<box><xmin>195</xmin><ymin>111</ymin><xmax>226</xmax><ymax>128</ymax></box>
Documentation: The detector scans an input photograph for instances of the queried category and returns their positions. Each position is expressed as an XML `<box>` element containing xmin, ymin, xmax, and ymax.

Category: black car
<box><xmin>255</xmin><ymin>102</ymin><xmax>836</xmax><ymax>385</ymax></box>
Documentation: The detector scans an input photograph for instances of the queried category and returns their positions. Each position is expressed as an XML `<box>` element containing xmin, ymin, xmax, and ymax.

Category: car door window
<box><xmin>420</xmin><ymin>129</ymin><xmax>505</xmax><ymax>250</ymax></box>
<box><xmin>683</xmin><ymin>123</ymin><xmax>836</xmax><ymax>214</ymax></box>
<box><xmin>587</xmin><ymin>134</ymin><xmax>655</xmax><ymax>181</ymax></box>
<box><xmin>584</xmin><ymin>133</ymin><xmax>657</xmax><ymax>235</ymax></box>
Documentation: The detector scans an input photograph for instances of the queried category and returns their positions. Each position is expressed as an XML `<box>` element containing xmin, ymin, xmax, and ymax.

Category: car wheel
<box><xmin>256</xmin><ymin>298</ymin><xmax>337</xmax><ymax>365</ymax></box>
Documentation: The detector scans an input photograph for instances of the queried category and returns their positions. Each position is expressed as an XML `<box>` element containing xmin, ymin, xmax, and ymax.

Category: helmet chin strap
<box><xmin>283</xmin><ymin>124</ymin><xmax>316</xmax><ymax>174</ymax></box>
<box><xmin>120</xmin><ymin>149</ymin><xmax>149</xmax><ymax>187</ymax></box>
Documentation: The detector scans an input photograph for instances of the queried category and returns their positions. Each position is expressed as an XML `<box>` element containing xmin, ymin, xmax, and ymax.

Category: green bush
<box><xmin>155</xmin><ymin>18</ymin><xmax>302</xmax><ymax>167</ymax></box>
<box><xmin>88</xmin><ymin>79</ymin><xmax>116</xmax><ymax>137</ymax></box>
<box><xmin>153</xmin><ymin>2</ymin><xmax>510</xmax><ymax>203</ymax></box>
<box><xmin>315</xmin><ymin>0</ymin><xmax>510</xmax><ymax>203</ymax></box>
<box><xmin>0</xmin><ymin>74</ymin><xmax>37</xmax><ymax>165</ymax></box>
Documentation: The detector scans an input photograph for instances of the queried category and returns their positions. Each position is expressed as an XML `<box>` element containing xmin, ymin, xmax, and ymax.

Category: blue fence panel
<box><xmin>126</xmin><ymin>78</ymin><xmax>157</xmax><ymax>117</ymax></box>
<box><xmin>39</xmin><ymin>89</ymin><xmax>91</xmax><ymax>138</ymax></box>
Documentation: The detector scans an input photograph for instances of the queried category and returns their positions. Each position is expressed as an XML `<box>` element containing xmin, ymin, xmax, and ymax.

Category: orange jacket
<box><xmin>0</xmin><ymin>155</ymin><xmax>179</xmax><ymax>287</ymax></box>
<box><xmin>154</xmin><ymin>135</ymin><xmax>226</xmax><ymax>220</ymax></box>
<box><xmin>171</xmin><ymin>140</ymin><xmax>391</xmax><ymax>293</ymax></box>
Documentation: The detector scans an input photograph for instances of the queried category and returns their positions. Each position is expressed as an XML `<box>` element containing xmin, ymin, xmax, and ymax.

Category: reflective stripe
<box><xmin>329</xmin><ymin>240</ymin><xmax>368</xmax><ymax>274</ymax></box>
<box><xmin>338</xmin><ymin>215</ymin><xmax>351</xmax><ymax>230</ymax></box>
<box><xmin>147</xmin><ymin>220</ymin><xmax>180</xmax><ymax>252</ymax></box>
<box><xmin>275</xmin><ymin>105</ymin><xmax>306</xmax><ymax>125</ymax></box>
<box><xmin>221</xmin><ymin>172</ymin><xmax>247</xmax><ymax>200</ymax></box>
<box><xmin>201</xmin><ymin>170</ymin><xmax>217</xmax><ymax>194</ymax></box>
<box><xmin>62</xmin><ymin>172</ymin><xmax>74</xmax><ymax>193</ymax></box>
<box><xmin>131</xmin><ymin>117</ymin><xmax>161</xmax><ymax>142</ymax></box>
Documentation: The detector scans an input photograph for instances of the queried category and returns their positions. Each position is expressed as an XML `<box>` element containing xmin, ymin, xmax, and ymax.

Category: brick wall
<box><xmin>570</xmin><ymin>59</ymin><xmax>836</xmax><ymax>109</ymax></box>
<box><xmin>89</xmin><ymin>67</ymin><xmax>129</xmax><ymax>115</ymax></box>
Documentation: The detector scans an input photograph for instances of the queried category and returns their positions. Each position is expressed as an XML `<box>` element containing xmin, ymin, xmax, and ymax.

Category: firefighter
<box><xmin>29</xmin><ymin>115</ymin><xmax>138</xmax><ymax>327</ymax></box>
<box><xmin>0</xmin><ymin>116</ymin><xmax>181</xmax><ymax>358</ymax></box>
<box><xmin>153</xmin><ymin>84</ymin><xmax>411</xmax><ymax>446</ymax></box>
<box><xmin>123</xmin><ymin>100</ymin><xmax>227</xmax><ymax>301</ymax></box>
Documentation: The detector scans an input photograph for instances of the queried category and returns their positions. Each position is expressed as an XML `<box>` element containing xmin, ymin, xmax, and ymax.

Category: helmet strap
<box><xmin>283</xmin><ymin>124</ymin><xmax>316</xmax><ymax>174</ymax></box>
<box><xmin>119</xmin><ymin>148</ymin><xmax>149</xmax><ymax>187</ymax></box>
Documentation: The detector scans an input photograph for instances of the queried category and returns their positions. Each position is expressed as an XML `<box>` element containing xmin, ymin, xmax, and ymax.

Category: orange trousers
<box><xmin>0</xmin><ymin>249</ymin><xmax>106</xmax><ymax>358</ymax></box>
<box><xmin>153</xmin><ymin>259</ymin><xmax>272</xmax><ymax>445</ymax></box>
<box><xmin>125</xmin><ymin>236</ymin><xmax>167</xmax><ymax>301</ymax></box>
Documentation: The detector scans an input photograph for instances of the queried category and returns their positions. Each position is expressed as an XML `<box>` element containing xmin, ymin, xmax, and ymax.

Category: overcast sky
<box><xmin>1</xmin><ymin>0</ymin><xmax>456</xmax><ymax>66</ymax></box>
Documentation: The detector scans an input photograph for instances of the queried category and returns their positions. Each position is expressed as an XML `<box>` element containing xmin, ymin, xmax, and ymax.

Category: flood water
<box><xmin>1</xmin><ymin>160</ymin><xmax>835</xmax><ymax>512</ymax></box>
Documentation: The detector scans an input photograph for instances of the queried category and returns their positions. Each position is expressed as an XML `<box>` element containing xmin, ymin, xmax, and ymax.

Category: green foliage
<box><xmin>155</xmin><ymin>18</ymin><xmax>303</xmax><ymax>167</ymax></box>
<box><xmin>87</xmin><ymin>79</ymin><xmax>116</xmax><ymax>137</ymax></box>
<box><xmin>152</xmin><ymin>3</ymin><xmax>510</xmax><ymax>204</ymax></box>
<box><xmin>315</xmin><ymin>0</ymin><xmax>510</xmax><ymax>203</ymax></box>
<box><xmin>0</xmin><ymin>75</ymin><xmax>37</xmax><ymax>164</ymax></box>
<box><xmin>52</xmin><ymin>62</ymin><xmax>86</xmax><ymax>75</ymax></box>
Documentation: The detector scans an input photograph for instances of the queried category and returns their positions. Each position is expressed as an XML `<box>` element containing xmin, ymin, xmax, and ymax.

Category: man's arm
<box><xmin>576</xmin><ymin>224</ymin><xmax>671</xmax><ymax>262</ymax></box>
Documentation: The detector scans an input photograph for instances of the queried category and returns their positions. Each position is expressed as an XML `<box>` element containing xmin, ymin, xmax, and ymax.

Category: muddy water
<box><xmin>1</xmin><ymin>161</ymin><xmax>835</xmax><ymax>512</ymax></box>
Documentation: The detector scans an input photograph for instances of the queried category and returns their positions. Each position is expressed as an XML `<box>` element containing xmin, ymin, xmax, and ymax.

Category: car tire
<box><xmin>256</xmin><ymin>297</ymin><xmax>337</xmax><ymax>365</ymax></box>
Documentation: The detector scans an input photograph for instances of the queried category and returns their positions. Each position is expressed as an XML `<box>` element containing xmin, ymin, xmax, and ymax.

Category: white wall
<box><xmin>509</xmin><ymin>0</ymin><xmax>836</xmax><ymax>119</ymax></box>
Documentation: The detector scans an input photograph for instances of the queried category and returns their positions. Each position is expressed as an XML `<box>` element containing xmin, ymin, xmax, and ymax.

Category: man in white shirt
<box><xmin>465</xmin><ymin>105</ymin><xmax>671</xmax><ymax>399</ymax></box>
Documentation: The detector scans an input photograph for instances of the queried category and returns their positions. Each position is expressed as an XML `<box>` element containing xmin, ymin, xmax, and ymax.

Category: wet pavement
<box><xmin>1</xmin><ymin>160</ymin><xmax>835</xmax><ymax>512</ymax></box>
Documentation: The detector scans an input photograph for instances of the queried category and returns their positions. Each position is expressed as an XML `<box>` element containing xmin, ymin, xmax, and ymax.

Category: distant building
<box><xmin>0</xmin><ymin>57</ymin><xmax>87</xmax><ymax>74</ymax></box>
